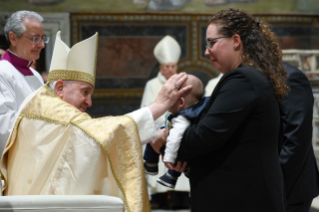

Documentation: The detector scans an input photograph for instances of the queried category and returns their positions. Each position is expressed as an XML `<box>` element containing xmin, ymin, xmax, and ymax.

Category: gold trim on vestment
<box><xmin>19</xmin><ymin>113</ymin><xmax>69</xmax><ymax>126</ymax></box>
<box><xmin>73</xmin><ymin>121</ymin><xmax>134</xmax><ymax>212</ymax></box>
<box><xmin>0</xmin><ymin>116</ymin><xmax>23</xmax><ymax>192</ymax></box>
<box><xmin>94</xmin><ymin>33</ymin><xmax>98</xmax><ymax>79</ymax></box>
<box><xmin>48</xmin><ymin>69</ymin><xmax>95</xmax><ymax>87</ymax></box>
<box><xmin>72</xmin><ymin>114</ymin><xmax>150</xmax><ymax>212</ymax></box>
<box><xmin>0</xmin><ymin>85</ymin><xmax>150</xmax><ymax>212</ymax></box>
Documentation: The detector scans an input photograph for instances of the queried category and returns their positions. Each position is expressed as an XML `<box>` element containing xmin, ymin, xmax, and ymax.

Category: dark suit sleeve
<box><xmin>279</xmin><ymin>67</ymin><xmax>314</xmax><ymax>196</ymax></box>
<box><xmin>178</xmin><ymin>71</ymin><xmax>256</xmax><ymax>161</ymax></box>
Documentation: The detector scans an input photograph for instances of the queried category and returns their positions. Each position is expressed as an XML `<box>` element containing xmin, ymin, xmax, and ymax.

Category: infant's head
<box><xmin>169</xmin><ymin>74</ymin><xmax>204</xmax><ymax>114</ymax></box>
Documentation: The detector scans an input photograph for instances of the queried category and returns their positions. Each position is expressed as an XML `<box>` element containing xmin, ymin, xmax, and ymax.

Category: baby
<box><xmin>143</xmin><ymin>74</ymin><xmax>210</xmax><ymax>188</ymax></box>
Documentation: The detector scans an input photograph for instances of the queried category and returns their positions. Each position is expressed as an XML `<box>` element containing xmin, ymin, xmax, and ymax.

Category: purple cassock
<box><xmin>0</xmin><ymin>50</ymin><xmax>34</xmax><ymax>76</ymax></box>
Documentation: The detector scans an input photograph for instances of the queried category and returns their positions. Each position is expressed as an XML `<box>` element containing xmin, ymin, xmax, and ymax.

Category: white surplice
<box><xmin>0</xmin><ymin>60</ymin><xmax>43</xmax><ymax>154</ymax></box>
<box><xmin>204</xmin><ymin>73</ymin><xmax>223</xmax><ymax>97</ymax></box>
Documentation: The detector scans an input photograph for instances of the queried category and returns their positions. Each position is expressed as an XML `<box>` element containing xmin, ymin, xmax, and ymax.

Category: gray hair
<box><xmin>4</xmin><ymin>11</ymin><xmax>43</xmax><ymax>44</ymax></box>
<box><xmin>48</xmin><ymin>80</ymin><xmax>57</xmax><ymax>91</ymax></box>
<box><xmin>49</xmin><ymin>80</ymin><xmax>74</xmax><ymax>91</ymax></box>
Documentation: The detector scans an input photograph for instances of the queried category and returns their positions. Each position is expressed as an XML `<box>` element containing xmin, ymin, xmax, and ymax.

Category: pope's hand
<box><xmin>148</xmin><ymin>73</ymin><xmax>192</xmax><ymax>121</ymax></box>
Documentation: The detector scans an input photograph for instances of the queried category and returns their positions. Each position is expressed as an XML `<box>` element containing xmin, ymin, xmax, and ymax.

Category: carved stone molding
<box><xmin>148</xmin><ymin>0</ymin><xmax>191</xmax><ymax>11</ymax></box>
<box><xmin>283</xmin><ymin>49</ymin><xmax>319</xmax><ymax>76</ymax></box>
<box><xmin>39</xmin><ymin>13</ymin><xmax>70</xmax><ymax>71</ymax></box>
<box><xmin>312</xmin><ymin>94</ymin><xmax>319</xmax><ymax>162</ymax></box>
<box><xmin>0</xmin><ymin>13</ymin><xmax>11</xmax><ymax>35</ymax></box>
<box><xmin>27</xmin><ymin>0</ymin><xmax>65</xmax><ymax>5</ymax></box>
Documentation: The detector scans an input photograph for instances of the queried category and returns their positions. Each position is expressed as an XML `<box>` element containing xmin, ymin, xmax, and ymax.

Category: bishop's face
<box><xmin>160</xmin><ymin>63</ymin><xmax>178</xmax><ymax>80</ymax></box>
<box><xmin>59</xmin><ymin>81</ymin><xmax>94</xmax><ymax>112</ymax></box>
<box><xmin>11</xmin><ymin>20</ymin><xmax>46</xmax><ymax>61</ymax></box>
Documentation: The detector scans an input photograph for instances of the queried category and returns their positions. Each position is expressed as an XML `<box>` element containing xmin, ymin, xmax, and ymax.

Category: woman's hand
<box><xmin>165</xmin><ymin>161</ymin><xmax>188</xmax><ymax>172</ymax></box>
<box><xmin>164</xmin><ymin>162</ymin><xmax>175</xmax><ymax>170</ymax></box>
<box><xmin>149</xmin><ymin>128</ymin><xmax>168</xmax><ymax>154</ymax></box>
<box><xmin>148</xmin><ymin>73</ymin><xmax>192</xmax><ymax>121</ymax></box>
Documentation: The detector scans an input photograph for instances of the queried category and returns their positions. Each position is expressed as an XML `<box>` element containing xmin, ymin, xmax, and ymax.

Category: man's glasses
<box><xmin>19</xmin><ymin>34</ymin><xmax>50</xmax><ymax>44</ymax></box>
<box><xmin>206</xmin><ymin>35</ymin><xmax>231</xmax><ymax>50</ymax></box>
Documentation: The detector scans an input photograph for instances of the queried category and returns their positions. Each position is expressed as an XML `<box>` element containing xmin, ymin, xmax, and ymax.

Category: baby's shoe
<box><xmin>144</xmin><ymin>162</ymin><xmax>158</xmax><ymax>175</ymax></box>
<box><xmin>156</xmin><ymin>172</ymin><xmax>177</xmax><ymax>188</ymax></box>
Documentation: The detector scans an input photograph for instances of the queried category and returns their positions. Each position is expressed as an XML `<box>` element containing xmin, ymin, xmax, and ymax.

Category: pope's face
<box><xmin>61</xmin><ymin>81</ymin><xmax>94</xmax><ymax>112</ymax></box>
<box><xmin>160</xmin><ymin>63</ymin><xmax>178</xmax><ymax>80</ymax></box>
<box><xmin>13</xmin><ymin>20</ymin><xmax>46</xmax><ymax>61</ymax></box>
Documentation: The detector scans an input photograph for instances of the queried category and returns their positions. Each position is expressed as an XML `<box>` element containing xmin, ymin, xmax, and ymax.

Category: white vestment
<box><xmin>205</xmin><ymin>73</ymin><xmax>223</xmax><ymax>96</ymax></box>
<box><xmin>0</xmin><ymin>60</ymin><xmax>43</xmax><ymax>154</ymax></box>
<box><xmin>0</xmin><ymin>85</ymin><xmax>158</xmax><ymax>212</ymax></box>
<box><xmin>141</xmin><ymin>72</ymin><xmax>168</xmax><ymax>129</ymax></box>
<box><xmin>141</xmin><ymin>72</ymin><xmax>190</xmax><ymax>193</ymax></box>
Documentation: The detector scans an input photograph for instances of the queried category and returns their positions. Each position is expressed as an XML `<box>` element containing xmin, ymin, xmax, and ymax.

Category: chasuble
<box><xmin>0</xmin><ymin>85</ymin><xmax>151</xmax><ymax>212</ymax></box>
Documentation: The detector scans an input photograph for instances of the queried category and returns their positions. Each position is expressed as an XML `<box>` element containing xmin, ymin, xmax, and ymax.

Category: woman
<box><xmin>167</xmin><ymin>8</ymin><xmax>289</xmax><ymax>212</ymax></box>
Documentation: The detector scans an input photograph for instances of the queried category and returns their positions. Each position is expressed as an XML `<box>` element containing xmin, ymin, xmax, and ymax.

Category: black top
<box><xmin>278</xmin><ymin>62</ymin><xmax>319</xmax><ymax>205</ymax></box>
<box><xmin>168</xmin><ymin>97</ymin><xmax>210</xmax><ymax>123</ymax></box>
<box><xmin>178</xmin><ymin>66</ymin><xmax>285</xmax><ymax>212</ymax></box>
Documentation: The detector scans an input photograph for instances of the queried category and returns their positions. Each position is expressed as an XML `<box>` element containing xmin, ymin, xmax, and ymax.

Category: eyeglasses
<box><xmin>19</xmin><ymin>34</ymin><xmax>50</xmax><ymax>44</ymax></box>
<box><xmin>206</xmin><ymin>35</ymin><xmax>231</xmax><ymax>50</ymax></box>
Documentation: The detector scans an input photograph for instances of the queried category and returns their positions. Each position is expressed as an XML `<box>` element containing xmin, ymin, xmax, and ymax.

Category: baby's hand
<box><xmin>164</xmin><ymin>162</ymin><xmax>175</xmax><ymax>170</ymax></box>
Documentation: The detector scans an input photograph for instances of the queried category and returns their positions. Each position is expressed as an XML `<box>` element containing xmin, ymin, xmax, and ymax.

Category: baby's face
<box><xmin>169</xmin><ymin>96</ymin><xmax>197</xmax><ymax>115</ymax></box>
<box><xmin>168</xmin><ymin>101</ymin><xmax>181</xmax><ymax>114</ymax></box>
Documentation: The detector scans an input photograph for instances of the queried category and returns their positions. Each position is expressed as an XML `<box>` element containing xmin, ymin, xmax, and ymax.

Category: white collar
<box><xmin>157</xmin><ymin>72</ymin><xmax>167</xmax><ymax>84</ymax></box>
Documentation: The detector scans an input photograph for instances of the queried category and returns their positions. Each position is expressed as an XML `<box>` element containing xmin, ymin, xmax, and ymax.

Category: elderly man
<box><xmin>0</xmin><ymin>32</ymin><xmax>191</xmax><ymax>212</ymax></box>
<box><xmin>0</xmin><ymin>11</ymin><xmax>46</xmax><ymax>153</ymax></box>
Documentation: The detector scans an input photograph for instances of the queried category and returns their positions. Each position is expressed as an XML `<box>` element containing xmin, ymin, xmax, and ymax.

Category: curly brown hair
<box><xmin>209</xmin><ymin>8</ymin><xmax>289</xmax><ymax>100</ymax></box>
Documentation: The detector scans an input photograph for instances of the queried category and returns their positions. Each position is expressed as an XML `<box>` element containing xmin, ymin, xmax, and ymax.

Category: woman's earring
<box><xmin>233</xmin><ymin>45</ymin><xmax>236</xmax><ymax>48</ymax></box>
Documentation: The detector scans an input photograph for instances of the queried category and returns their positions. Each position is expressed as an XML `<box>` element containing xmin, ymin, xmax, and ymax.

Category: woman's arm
<box><xmin>177</xmin><ymin>71</ymin><xmax>257</xmax><ymax>161</ymax></box>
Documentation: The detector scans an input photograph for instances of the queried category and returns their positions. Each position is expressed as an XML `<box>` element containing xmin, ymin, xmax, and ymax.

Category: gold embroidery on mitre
<box><xmin>48</xmin><ymin>69</ymin><xmax>95</xmax><ymax>87</ymax></box>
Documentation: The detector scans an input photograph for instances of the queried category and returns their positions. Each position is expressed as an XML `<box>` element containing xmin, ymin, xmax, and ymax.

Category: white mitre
<box><xmin>153</xmin><ymin>35</ymin><xmax>181</xmax><ymax>65</ymax></box>
<box><xmin>48</xmin><ymin>31</ymin><xmax>98</xmax><ymax>87</ymax></box>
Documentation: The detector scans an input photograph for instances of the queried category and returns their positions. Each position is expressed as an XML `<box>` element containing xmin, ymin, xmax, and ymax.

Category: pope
<box><xmin>0</xmin><ymin>31</ymin><xmax>191</xmax><ymax>212</ymax></box>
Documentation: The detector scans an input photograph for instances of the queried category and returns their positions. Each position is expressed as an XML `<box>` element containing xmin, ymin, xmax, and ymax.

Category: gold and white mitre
<box><xmin>47</xmin><ymin>31</ymin><xmax>98</xmax><ymax>87</ymax></box>
<box><xmin>153</xmin><ymin>35</ymin><xmax>181</xmax><ymax>64</ymax></box>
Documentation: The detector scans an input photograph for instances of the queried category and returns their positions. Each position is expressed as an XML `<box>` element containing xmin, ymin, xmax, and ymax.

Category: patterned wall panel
<box><xmin>71</xmin><ymin>13</ymin><xmax>319</xmax><ymax>117</ymax></box>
